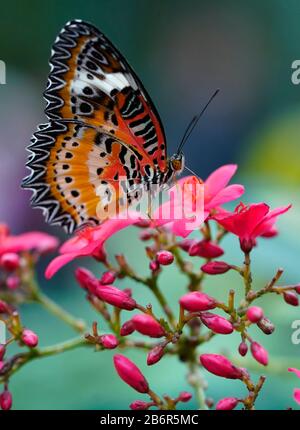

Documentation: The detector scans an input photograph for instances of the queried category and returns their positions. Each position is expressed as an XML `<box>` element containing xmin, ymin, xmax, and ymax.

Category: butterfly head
<box><xmin>169</xmin><ymin>152</ymin><xmax>185</xmax><ymax>174</ymax></box>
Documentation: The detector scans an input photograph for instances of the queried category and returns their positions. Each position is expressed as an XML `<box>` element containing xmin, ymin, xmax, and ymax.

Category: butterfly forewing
<box><xmin>23</xmin><ymin>20</ymin><xmax>168</xmax><ymax>232</ymax></box>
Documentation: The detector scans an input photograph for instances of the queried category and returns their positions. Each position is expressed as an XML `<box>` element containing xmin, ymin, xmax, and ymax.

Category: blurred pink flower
<box><xmin>288</xmin><ymin>368</ymin><xmax>300</xmax><ymax>405</ymax></box>
<box><xmin>0</xmin><ymin>224</ymin><xmax>58</xmax><ymax>256</ymax></box>
<box><xmin>213</xmin><ymin>202</ymin><xmax>291</xmax><ymax>252</ymax></box>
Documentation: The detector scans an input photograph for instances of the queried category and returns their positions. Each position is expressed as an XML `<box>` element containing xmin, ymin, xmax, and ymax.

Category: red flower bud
<box><xmin>100</xmin><ymin>334</ymin><xmax>118</xmax><ymax>349</ymax></box>
<box><xmin>135</xmin><ymin>219</ymin><xmax>151</xmax><ymax>228</ymax></box>
<box><xmin>257</xmin><ymin>317</ymin><xmax>275</xmax><ymax>335</ymax></box>
<box><xmin>100</xmin><ymin>271</ymin><xmax>116</xmax><ymax>285</ymax></box>
<box><xmin>178</xmin><ymin>391</ymin><xmax>192</xmax><ymax>403</ymax></box>
<box><xmin>21</xmin><ymin>329</ymin><xmax>39</xmax><ymax>348</ymax></box>
<box><xmin>75</xmin><ymin>267</ymin><xmax>97</xmax><ymax>291</ymax></box>
<box><xmin>180</xmin><ymin>291</ymin><xmax>216</xmax><ymax>312</ymax></box>
<box><xmin>200</xmin><ymin>354</ymin><xmax>243</xmax><ymax>379</ymax></box>
<box><xmin>149</xmin><ymin>260</ymin><xmax>160</xmax><ymax>272</ymax></box>
<box><xmin>95</xmin><ymin>285</ymin><xmax>136</xmax><ymax>310</ymax></box>
<box><xmin>130</xmin><ymin>400</ymin><xmax>149</xmax><ymax>410</ymax></box>
<box><xmin>0</xmin><ymin>344</ymin><xmax>6</xmax><ymax>360</ymax></box>
<box><xmin>120</xmin><ymin>320</ymin><xmax>135</xmax><ymax>336</ymax></box>
<box><xmin>0</xmin><ymin>253</ymin><xmax>20</xmax><ymax>271</ymax></box>
<box><xmin>250</xmin><ymin>341</ymin><xmax>268</xmax><ymax>366</ymax></box>
<box><xmin>113</xmin><ymin>354</ymin><xmax>149</xmax><ymax>393</ymax></box>
<box><xmin>178</xmin><ymin>239</ymin><xmax>197</xmax><ymax>253</ymax></box>
<box><xmin>238</xmin><ymin>341</ymin><xmax>248</xmax><ymax>357</ymax></box>
<box><xmin>147</xmin><ymin>345</ymin><xmax>164</xmax><ymax>365</ymax></box>
<box><xmin>200</xmin><ymin>312</ymin><xmax>233</xmax><ymax>334</ymax></box>
<box><xmin>0</xmin><ymin>300</ymin><xmax>10</xmax><ymax>314</ymax></box>
<box><xmin>0</xmin><ymin>361</ymin><xmax>4</xmax><ymax>372</ymax></box>
<box><xmin>156</xmin><ymin>251</ymin><xmax>174</xmax><ymax>266</ymax></box>
<box><xmin>216</xmin><ymin>397</ymin><xmax>239</xmax><ymax>410</ymax></box>
<box><xmin>0</xmin><ymin>390</ymin><xmax>12</xmax><ymax>410</ymax></box>
<box><xmin>201</xmin><ymin>261</ymin><xmax>231</xmax><ymax>275</ymax></box>
<box><xmin>246</xmin><ymin>306</ymin><xmax>264</xmax><ymax>323</ymax></box>
<box><xmin>131</xmin><ymin>314</ymin><xmax>165</xmax><ymax>338</ymax></box>
<box><xmin>283</xmin><ymin>291</ymin><xmax>299</xmax><ymax>306</ymax></box>
<box><xmin>189</xmin><ymin>240</ymin><xmax>224</xmax><ymax>258</ymax></box>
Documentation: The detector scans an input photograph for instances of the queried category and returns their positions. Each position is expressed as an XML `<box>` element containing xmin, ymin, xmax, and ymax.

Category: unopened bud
<box><xmin>6</xmin><ymin>275</ymin><xmax>20</xmax><ymax>290</ymax></box>
<box><xmin>100</xmin><ymin>271</ymin><xmax>116</xmax><ymax>285</ymax></box>
<box><xmin>100</xmin><ymin>334</ymin><xmax>118</xmax><ymax>349</ymax></box>
<box><xmin>246</xmin><ymin>306</ymin><xmax>264</xmax><ymax>323</ymax></box>
<box><xmin>156</xmin><ymin>251</ymin><xmax>174</xmax><ymax>266</ymax></box>
<box><xmin>201</xmin><ymin>261</ymin><xmax>231</xmax><ymax>275</ymax></box>
<box><xmin>120</xmin><ymin>321</ymin><xmax>135</xmax><ymax>336</ymax></box>
<box><xmin>250</xmin><ymin>341</ymin><xmax>268</xmax><ymax>366</ymax></box>
<box><xmin>131</xmin><ymin>314</ymin><xmax>165</xmax><ymax>338</ymax></box>
<box><xmin>238</xmin><ymin>342</ymin><xmax>248</xmax><ymax>357</ymax></box>
<box><xmin>257</xmin><ymin>317</ymin><xmax>275</xmax><ymax>335</ymax></box>
<box><xmin>216</xmin><ymin>397</ymin><xmax>239</xmax><ymax>410</ymax></box>
<box><xmin>113</xmin><ymin>354</ymin><xmax>149</xmax><ymax>393</ymax></box>
<box><xmin>189</xmin><ymin>240</ymin><xmax>224</xmax><ymax>258</ymax></box>
<box><xmin>147</xmin><ymin>345</ymin><xmax>164</xmax><ymax>365</ymax></box>
<box><xmin>21</xmin><ymin>329</ymin><xmax>39</xmax><ymax>348</ymax></box>
<box><xmin>200</xmin><ymin>354</ymin><xmax>243</xmax><ymax>379</ymax></box>
<box><xmin>0</xmin><ymin>390</ymin><xmax>12</xmax><ymax>410</ymax></box>
<box><xmin>0</xmin><ymin>345</ymin><xmax>6</xmax><ymax>360</ymax></box>
<box><xmin>130</xmin><ymin>400</ymin><xmax>149</xmax><ymax>410</ymax></box>
<box><xmin>283</xmin><ymin>291</ymin><xmax>299</xmax><ymax>306</ymax></box>
<box><xmin>178</xmin><ymin>391</ymin><xmax>192</xmax><ymax>403</ymax></box>
<box><xmin>0</xmin><ymin>253</ymin><xmax>20</xmax><ymax>271</ymax></box>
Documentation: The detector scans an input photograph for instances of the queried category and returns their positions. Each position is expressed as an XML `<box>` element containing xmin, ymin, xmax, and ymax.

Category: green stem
<box><xmin>188</xmin><ymin>361</ymin><xmax>208</xmax><ymax>410</ymax></box>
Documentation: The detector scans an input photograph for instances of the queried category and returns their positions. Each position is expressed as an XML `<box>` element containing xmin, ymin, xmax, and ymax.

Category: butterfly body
<box><xmin>22</xmin><ymin>20</ymin><xmax>184</xmax><ymax>233</ymax></box>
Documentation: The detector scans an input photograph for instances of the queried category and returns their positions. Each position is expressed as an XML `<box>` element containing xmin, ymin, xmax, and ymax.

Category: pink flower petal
<box><xmin>205</xmin><ymin>164</ymin><xmax>238</xmax><ymax>203</ymax></box>
<box><xmin>288</xmin><ymin>368</ymin><xmax>300</xmax><ymax>379</ymax></box>
<box><xmin>206</xmin><ymin>184</ymin><xmax>245</xmax><ymax>211</ymax></box>
<box><xmin>46</xmin><ymin>214</ymin><xmax>143</xmax><ymax>278</ymax></box>
<box><xmin>0</xmin><ymin>232</ymin><xmax>59</xmax><ymax>255</ymax></box>
<box><xmin>252</xmin><ymin>205</ymin><xmax>291</xmax><ymax>238</ymax></box>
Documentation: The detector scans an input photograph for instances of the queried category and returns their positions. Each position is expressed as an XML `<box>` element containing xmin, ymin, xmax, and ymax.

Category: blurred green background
<box><xmin>0</xmin><ymin>0</ymin><xmax>300</xmax><ymax>410</ymax></box>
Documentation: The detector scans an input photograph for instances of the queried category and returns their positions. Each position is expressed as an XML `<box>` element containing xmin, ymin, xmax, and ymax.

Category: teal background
<box><xmin>0</xmin><ymin>0</ymin><xmax>299</xmax><ymax>409</ymax></box>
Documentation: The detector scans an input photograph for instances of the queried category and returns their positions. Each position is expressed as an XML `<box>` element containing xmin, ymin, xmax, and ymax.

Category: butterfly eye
<box><xmin>171</xmin><ymin>159</ymin><xmax>182</xmax><ymax>171</ymax></box>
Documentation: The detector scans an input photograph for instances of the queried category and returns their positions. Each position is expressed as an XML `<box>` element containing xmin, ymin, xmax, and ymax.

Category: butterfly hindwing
<box><xmin>44</xmin><ymin>19</ymin><xmax>167</xmax><ymax>173</ymax></box>
<box><xmin>22</xmin><ymin>120</ymin><xmax>144</xmax><ymax>233</ymax></box>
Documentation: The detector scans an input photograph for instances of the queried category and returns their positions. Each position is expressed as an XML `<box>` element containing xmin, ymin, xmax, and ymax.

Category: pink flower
<box><xmin>216</xmin><ymin>397</ymin><xmax>239</xmax><ymax>410</ymax></box>
<box><xmin>201</xmin><ymin>261</ymin><xmax>231</xmax><ymax>275</ymax></box>
<box><xmin>113</xmin><ymin>354</ymin><xmax>149</xmax><ymax>393</ymax></box>
<box><xmin>288</xmin><ymin>368</ymin><xmax>300</xmax><ymax>405</ymax></box>
<box><xmin>200</xmin><ymin>354</ymin><xmax>244</xmax><ymax>379</ymax></box>
<box><xmin>246</xmin><ymin>306</ymin><xmax>264</xmax><ymax>323</ymax></box>
<box><xmin>0</xmin><ymin>224</ymin><xmax>58</xmax><ymax>256</ymax></box>
<box><xmin>46</xmin><ymin>214</ymin><xmax>142</xmax><ymax>278</ymax></box>
<box><xmin>21</xmin><ymin>329</ymin><xmax>39</xmax><ymax>348</ymax></box>
<box><xmin>131</xmin><ymin>314</ymin><xmax>165</xmax><ymax>338</ymax></box>
<box><xmin>250</xmin><ymin>342</ymin><xmax>268</xmax><ymax>366</ymax></box>
<box><xmin>153</xmin><ymin>165</ymin><xmax>244</xmax><ymax>238</ymax></box>
<box><xmin>214</xmin><ymin>203</ymin><xmax>291</xmax><ymax>252</ymax></box>
<box><xmin>95</xmin><ymin>285</ymin><xmax>136</xmax><ymax>311</ymax></box>
<box><xmin>179</xmin><ymin>291</ymin><xmax>217</xmax><ymax>312</ymax></box>
<box><xmin>200</xmin><ymin>312</ymin><xmax>234</xmax><ymax>334</ymax></box>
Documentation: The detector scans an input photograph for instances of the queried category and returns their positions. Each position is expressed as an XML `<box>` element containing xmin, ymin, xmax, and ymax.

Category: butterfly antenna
<box><xmin>177</xmin><ymin>89</ymin><xmax>220</xmax><ymax>154</ymax></box>
<box><xmin>184</xmin><ymin>165</ymin><xmax>202</xmax><ymax>179</ymax></box>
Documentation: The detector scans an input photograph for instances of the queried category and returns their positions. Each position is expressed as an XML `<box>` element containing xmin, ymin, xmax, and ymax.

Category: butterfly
<box><xmin>22</xmin><ymin>20</ymin><xmax>187</xmax><ymax>233</ymax></box>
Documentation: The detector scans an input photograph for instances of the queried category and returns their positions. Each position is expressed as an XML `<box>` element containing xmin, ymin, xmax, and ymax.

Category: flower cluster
<box><xmin>0</xmin><ymin>164</ymin><xmax>298</xmax><ymax>410</ymax></box>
